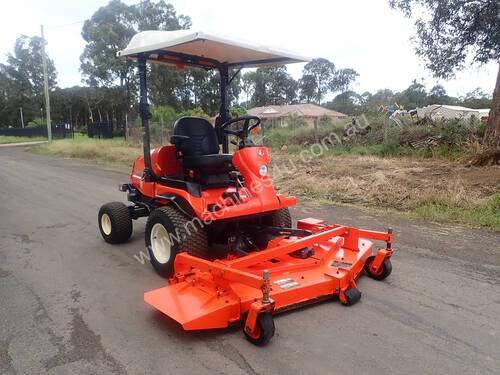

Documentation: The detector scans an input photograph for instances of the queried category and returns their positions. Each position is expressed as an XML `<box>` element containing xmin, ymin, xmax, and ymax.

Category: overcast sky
<box><xmin>1</xmin><ymin>0</ymin><xmax>497</xmax><ymax>100</ymax></box>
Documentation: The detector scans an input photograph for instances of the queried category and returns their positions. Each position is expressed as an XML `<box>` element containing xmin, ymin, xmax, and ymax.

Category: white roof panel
<box><xmin>117</xmin><ymin>30</ymin><xmax>310</xmax><ymax>68</ymax></box>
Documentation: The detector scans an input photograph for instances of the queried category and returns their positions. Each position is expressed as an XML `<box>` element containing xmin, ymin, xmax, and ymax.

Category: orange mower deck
<box><xmin>144</xmin><ymin>218</ymin><xmax>394</xmax><ymax>337</ymax></box>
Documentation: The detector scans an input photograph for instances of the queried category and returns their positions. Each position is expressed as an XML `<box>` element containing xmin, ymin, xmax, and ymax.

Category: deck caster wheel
<box><xmin>98</xmin><ymin>202</ymin><xmax>133</xmax><ymax>244</ymax></box>
<box><xmin>242</xmin><ymin>312</ymin><xmax>275</xmax><ymax>346</ymax></box>
<box><xmin>342</xmin><ymin>288</ymin><xmax>362</xmax><ymax>306</ymax></box>
<box><xmin>364</xmin><ymin>256</ymin><xmax>392</xmax><ymax>280</ymax></box>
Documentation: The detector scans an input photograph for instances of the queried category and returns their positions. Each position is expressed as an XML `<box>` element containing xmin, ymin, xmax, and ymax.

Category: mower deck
<box><xmin>144</xmin><ymin>218</ymin><xmax>393</xmax><ymax>331</ymax></box>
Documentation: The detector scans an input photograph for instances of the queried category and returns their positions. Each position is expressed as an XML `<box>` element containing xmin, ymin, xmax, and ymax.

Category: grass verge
<box><xmin>0</xmin><ymin>135</ymin><xmax>47</xmax><ymax>144</ymax></box>
<box><xmin>27</xmin><ymin>136</ymin><xmax>141</xmax><ymax>170</ymax></box>
<box><xmin>26</xmin><ymin>137</ymin><xmax>500</xmax><ymax>231</ymax></box>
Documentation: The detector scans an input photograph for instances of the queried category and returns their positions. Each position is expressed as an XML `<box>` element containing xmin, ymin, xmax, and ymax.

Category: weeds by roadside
<box><xmin>25</xmin><ymin>134</ymin><xmax>500</xmax><ymax>231</ymax></box>
<box><xmin>0</xmin><ymin>135</ymin><xmax>47</xmax><ymax>144</ymax></box>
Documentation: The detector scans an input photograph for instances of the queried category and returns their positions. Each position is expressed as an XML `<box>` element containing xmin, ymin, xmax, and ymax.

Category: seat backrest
<box><xmin>173</xmin><ymin>116</ymin><xmax>219</xmax><ymax>157</ymax></box>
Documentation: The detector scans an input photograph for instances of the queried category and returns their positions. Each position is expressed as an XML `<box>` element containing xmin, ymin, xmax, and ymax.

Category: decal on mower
<box><xmin>330</xmin><ymin>261</ymin><xmax>353</xmax><ymax>269</ymax></box>
<box><xmin>279</xmin><ymin>282</ymin><xmax>300</xmax><ymax>290</ymax></box>
<box><xmin>274</xmin><ymin>278</ymin><xmax>300</xmax><ymax>289</ymax></box>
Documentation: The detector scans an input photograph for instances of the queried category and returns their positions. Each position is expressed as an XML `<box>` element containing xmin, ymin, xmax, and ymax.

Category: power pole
<box><xmin>40</xmin><ymin>25</ymin><xmax>52</xmax><ymax>142</ymax></box>
<box><xmin>19</xmin><ymin>107</ymin><xmax>25</xmax><ymax>128</ymax></box>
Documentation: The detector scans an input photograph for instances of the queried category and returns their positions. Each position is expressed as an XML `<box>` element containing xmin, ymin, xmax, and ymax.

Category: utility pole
<box><xmin>19</xmin><ymin>107</ymin><xmax>25</xmax><ymax>128</ymax></box>
<box><xmin>40</xmin><ymin>25</ymin><xmax>52</xmax><ymax>142</ymax></box>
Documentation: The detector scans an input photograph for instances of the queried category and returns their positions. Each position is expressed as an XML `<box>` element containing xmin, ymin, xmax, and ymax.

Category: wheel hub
<box><xmin>101</xmin><ymin>213</ymin><xmax>112</xmax><ymax>235</ymax></box>
<box><xmin>150</xmin><ymin>223</ymin><xmax>171</xmax><ymax>264</ymax></box>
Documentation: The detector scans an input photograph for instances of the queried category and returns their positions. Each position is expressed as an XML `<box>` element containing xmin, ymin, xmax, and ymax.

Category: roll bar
<box><xmin>137</xmin><ymin>53</ymin><xmax>233</xmax><ymax>181</ymax></box>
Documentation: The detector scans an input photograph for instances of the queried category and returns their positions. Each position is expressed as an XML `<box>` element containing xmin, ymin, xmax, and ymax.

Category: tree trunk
<box><xmin>484</xmin><ymin>63</ymin><xmax>500</xmax><ymax>148</ymax></box>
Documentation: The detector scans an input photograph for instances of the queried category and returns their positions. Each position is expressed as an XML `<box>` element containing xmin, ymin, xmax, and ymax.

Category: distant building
<box><xmin>248</xmin><ymin>103</ymin><xmax>347</xmax><ymax>128</ymax></box>
<box><xmin>416</xmin><ymin>104</ymin><xmax>490</xmax><ymax>123</ymax></box>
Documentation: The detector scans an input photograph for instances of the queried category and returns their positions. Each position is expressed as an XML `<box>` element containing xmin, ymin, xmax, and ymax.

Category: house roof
<box><xmin>248</xmin><ymin>104</ymin><xmax>348</xmax><ymax>119</ymax></box>
<box><xmin>117</xmin><ymin>30</ymin><xmax>310</xmax><ymax>68</ymax></box>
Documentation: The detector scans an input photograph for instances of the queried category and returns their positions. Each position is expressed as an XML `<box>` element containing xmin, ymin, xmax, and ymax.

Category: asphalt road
<box><xmin>1</xmin><ymin>146</ymin><xmax>499</xmax><ymax>375</ymax></box>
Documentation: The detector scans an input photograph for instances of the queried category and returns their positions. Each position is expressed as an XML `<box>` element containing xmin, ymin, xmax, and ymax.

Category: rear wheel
<box><xmin>364</xmin><ymin>256</ymin><xmax>392</xmax><ymax>280</ymax></box>
<box><xmin>265</xmin><ymin>207</ymin><xmax>292</xmax><ymax>228</ymax></box>
<box><xmin>145</xmin><ymin>206</ymin><xmax>208</xmax><ymax>278</ymax></box>
<box><xmin>98</xmin><ymin>202</ymin><xmax>133</xmax><ymax>244</ymax></box>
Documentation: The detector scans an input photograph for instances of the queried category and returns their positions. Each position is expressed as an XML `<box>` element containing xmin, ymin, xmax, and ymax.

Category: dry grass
<box><xmin>0</xmin><ymin>135</ymin><xmax>47</xmax><ymax>144</ymax></box>
<box><xmin>27</xmin><ymin>137</ymin><xmax>500</xmax><ymax>230</ymax></box>
<box><xmin>270</xmin><ymin>152</ymin><xmax>500</xmax><ymax>230</ymax></box>
<box><xmin>27</xmin><ymin>136</ymin><xmax>142</xmax><ymax>169</ymax></box>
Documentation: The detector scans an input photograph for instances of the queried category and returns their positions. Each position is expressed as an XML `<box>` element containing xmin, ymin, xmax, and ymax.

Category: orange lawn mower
<box><xmin>98</xmin><ymin>30</ymin><xmax>394</xmax><ymax>346</ymax></box>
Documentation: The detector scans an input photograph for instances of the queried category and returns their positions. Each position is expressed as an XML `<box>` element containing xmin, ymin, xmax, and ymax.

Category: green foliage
<box><xmin>229</xmin><ymin>106</ymin><xmax>248</xmax><ymax>118</ymax></box>
<box><xmin>0</xmin><ymin>35</ymin><xmax>57</xmax><ymax>127</ymax></box>
<box><xmin>389</xmin><ymin>0</ymin><xmax>499</xmax><ymax>78</ymax></box>
<box><xmin>249</xmin><ymin>66</ymin><xmax>298</xmax><ymax>107</ymax></box>
<box><xmin>150</xmin><ymin>105</ymin><xmax>177</xmax><ymax>123</ymax></box>
<box><xmin>415</xmin><ymin>193</ymin><xmax>500</xmax><ymax>231</ymax></box>
<box><xmin>176</xmin><ymin>107</ymin><xmax>211</xmax><ymax>120</ymax></box>
<box><xmin>299</xmin><ymin>58</ymin><xmax>358</xmax><ymax>105</ymax></box>
<box><xmin>0</xmin><ymin>135</ymin><xmax>46</xmax><ymax>144</ymax></box>
<box><xmin>79</xmin><ymin>125</ymin><xmax>88</xmax><ymax>135</ymax></box>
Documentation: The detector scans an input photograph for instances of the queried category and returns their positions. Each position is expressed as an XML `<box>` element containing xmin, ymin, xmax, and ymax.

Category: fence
<box><xmin>127</xmin><ymin>119</ymin><xmax>173</xmax><ymax>146</ymax></box>
<box><xmin>87</xmin><ymin>120</ymin><xmax>126</xmax><ymax>139</ymax></box>
<box><xmin>0</xmin><ymin>123</ymin><xmax>74</xmax><ymax>139</ymax></box>
<box><xmin>88</xmin><ymin>121</ymin><xmax>113</xmax><ymax>139</ymax></box>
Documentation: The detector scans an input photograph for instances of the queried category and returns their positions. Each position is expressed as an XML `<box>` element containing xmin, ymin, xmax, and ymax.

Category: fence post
<box><xmin>384</xmin><ymin>116</ymin><xmax>388</xmax><ymax>143</ymax></box>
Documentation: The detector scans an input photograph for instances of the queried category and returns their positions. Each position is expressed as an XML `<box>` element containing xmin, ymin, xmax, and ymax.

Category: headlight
<box><xmin>258</xmin><ymin>164</ymin><xmax>268</xmax><ymax>177</ymax></box>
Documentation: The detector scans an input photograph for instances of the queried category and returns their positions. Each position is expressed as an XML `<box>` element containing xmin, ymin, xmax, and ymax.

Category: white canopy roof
<box><xmin>117</xmin><ymin>30</ymin><xmax>310</xmax><ymax>68</ymax></box>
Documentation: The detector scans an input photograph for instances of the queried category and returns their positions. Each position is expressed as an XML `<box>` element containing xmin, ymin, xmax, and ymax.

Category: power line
<box><xmin>46</xmin><ymin>19</ymin><xmax>85</xmax><ymax>29</ymax></box>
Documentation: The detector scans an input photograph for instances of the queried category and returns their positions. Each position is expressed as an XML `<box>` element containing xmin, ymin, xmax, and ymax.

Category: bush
<box><xmin>79</xmin><ymin>125</ymin><xmax>87</xmax><ymax>135</ymax></box>
<box><xmin>229</xmin><ymin>106</ymin><xmax>248</xmax><ymax>118</ymax></box>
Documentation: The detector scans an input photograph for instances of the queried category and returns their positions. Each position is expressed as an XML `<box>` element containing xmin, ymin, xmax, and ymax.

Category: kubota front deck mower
<box><xmin>98</xmin><ymin>30</ymin><xmax>394</xmax><ymax>345</ymax></box>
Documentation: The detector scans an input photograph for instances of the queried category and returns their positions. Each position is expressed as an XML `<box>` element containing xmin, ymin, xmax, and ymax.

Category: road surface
<box><xmin>1</xmin><ymin>146</ymin><xmax>499</xmax><ymax>375</ymax></box>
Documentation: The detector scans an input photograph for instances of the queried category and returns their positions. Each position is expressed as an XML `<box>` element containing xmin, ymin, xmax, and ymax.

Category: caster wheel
<box><xmin>242</xmin><ymin>312</ymin><xmax>275</xmax><ymax>346</ymax></box>
<box><xmin>342</xmin><ymin>288</ymin><xmax>361</xmax><ymax>306</ymax></box>
<box><xmin>365</xmin><ymin>256</ymin><xmax>392</xmax><ymax>280</ymax></box>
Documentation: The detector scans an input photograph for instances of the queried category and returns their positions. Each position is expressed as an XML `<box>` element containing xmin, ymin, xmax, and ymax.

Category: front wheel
<box><xmin>242</xmin><ymin>312</ymin><xmax>275</xmax><ymax>346</ymax></box>
<box><xmin>145</xmin><ymin>206</ymin><xmax>208</xmax><ymax>278</ymax></box>
<box><xmin>364</xmin><ymin>256</ymin><xmax>392</xmax><ymax>280</ymax></box>
<box><xmin>98</xmin><ymin>202</ymin><xmax>133</xmax><ymax>244</ymax></box>
<box><xmin>265</xmin><ymin>207</ymin><xmax>292</xmax><ymax>228</ymax></box>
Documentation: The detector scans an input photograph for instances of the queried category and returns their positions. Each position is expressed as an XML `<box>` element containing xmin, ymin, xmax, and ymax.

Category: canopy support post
<box><xmin>218</xmin><ymin>64</ymin><xmax>230</xmax><ymax>153</ymax></box>
<box><xmin>138</xmin><ymin>54</ymin><xmax>153</xmax><ymax>181</ymax></box>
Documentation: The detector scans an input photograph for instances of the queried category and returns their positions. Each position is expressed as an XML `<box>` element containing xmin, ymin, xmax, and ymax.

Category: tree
<box><xmin>398</xmin><ymin>79</ymin><xmax>427</xmax><ymax>109</ymax></box>
<box><xmin>390</xmin><ymin>0</ymin><xmax>500</xmax><ymax>149</ymax></box>
<box><xmin>80</xmin><ymin>0</ymin><xmax>191</xmax><ymax>109</ymax></box>
<box><xmin>247</xmin><ymin>66</ymin><xmax>297</xmax><ymax>107</ymax></box>
<box><xmin>0</xmin><ymin>35</ymin><xmax>58</xmax><ymax>126</ymax></box>
<box><xmin>428</xmin><ymin>84</ymin><xmax>449</xmax><ymax>105</ymax></box>
<box><xmin>299</xmin><ymin>58</ymin><xmax>358</xmax><ymax>105</ymax></box>
<box><xmin>299</xmin><ymin>58</ymin><xmax>336</xmax><ymax>105</ymax></box>
<box><xmin>327</xmin><ymin>90</ymin><xmax>364</xmax><ymax>115</ymax></box>
<box><xmin>241</xmin><ymin>71</ymin><xmax>256</xmax><ymax>108</ymax></box>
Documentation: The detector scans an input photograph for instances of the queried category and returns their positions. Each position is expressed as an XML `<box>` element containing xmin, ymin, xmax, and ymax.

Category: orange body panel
<box><xmin>144</xmin><ymin>221</ymin><xmax>394</xmax><ymax>330</ymax></box>
<box><xmin>130</xmin><ymin>146</ymin><xmax>296</xmax><ymax>220</ymax></box>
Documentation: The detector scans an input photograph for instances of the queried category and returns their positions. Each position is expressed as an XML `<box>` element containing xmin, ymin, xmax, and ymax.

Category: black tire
<box><xmin>265</xmin><ymin>207</ymin><xmax>292</xmax><ymax>228</ymax></box>
<box><xmin>98</xmin><ymin>202</ymin><xmax>133</xmax><ymax>244</ymax></box>
<box><xmin>364</xmin><ymin>256</ymin><xmax>392</xmax><ymax>280</ymax></box>
<box><xmin>242</xmin><ymin>312</ymin><xmax>275</xmax><ymax>346</ymax></box>
<box><xmin>145</xmin><ymin>205</ymin><xmax>208</xmax><ymax>278</ymax></box>
<box><xmin>342</xmin><ymin>288</ymin><xmax>362</xmax><ymax>306</ymax></box>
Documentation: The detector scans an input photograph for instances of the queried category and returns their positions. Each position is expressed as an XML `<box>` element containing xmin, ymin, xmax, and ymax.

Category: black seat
<box><xmin>170</xmin><ymin>116</ymin><xmax>234</xmax><ymax>179</ymax></box>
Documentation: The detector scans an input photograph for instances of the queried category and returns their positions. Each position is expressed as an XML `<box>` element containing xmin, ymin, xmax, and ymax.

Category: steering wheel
<box><xmin>220</xmin><ymin>116</ymin><xmax>261</xmax><ymax>139</ymax></box>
